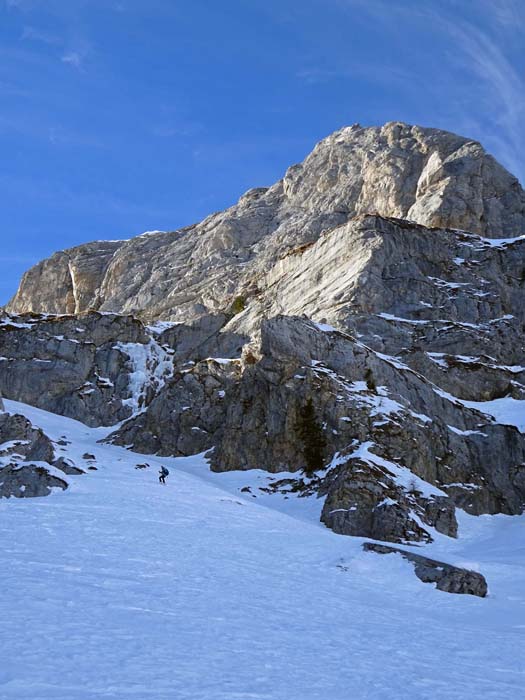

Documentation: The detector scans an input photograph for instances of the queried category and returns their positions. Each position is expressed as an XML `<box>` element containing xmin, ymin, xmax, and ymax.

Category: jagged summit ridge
<box><xmin>7</xmin><ymin>121</ymin><xmax>525</xmax><ymax>319</ymax></box>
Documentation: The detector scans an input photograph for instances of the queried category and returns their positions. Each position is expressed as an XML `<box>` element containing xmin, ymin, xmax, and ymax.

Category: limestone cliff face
<box><xmin>7</xmin><ymin>122</ymin><xmax>525</xmax><ymax>319</ymax></box>
<box><xmin>9</xmin><ymin>241</ymin><xmax>123</xmax><ymax>316</ymax></box>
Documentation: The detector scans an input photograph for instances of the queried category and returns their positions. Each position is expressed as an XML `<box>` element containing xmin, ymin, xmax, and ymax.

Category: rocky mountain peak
<box><xmin>6</xmin><ymin>122</ymin><xmax>525</xmax><ymax>320</ymax></box>
<box><xmin>283</xmin><ymin>121</ymin><xmax>524</xmax><ymax>233</ymax></box>
<box><xmin>2</xmin><ymin>120</ymin><xmax>525</xmax><ymax>584</ymax></box>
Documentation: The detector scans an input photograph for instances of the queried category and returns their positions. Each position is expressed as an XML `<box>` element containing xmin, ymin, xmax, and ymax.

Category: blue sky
<box><xmin>1</xmin><ymin>0</ymin><xmax>524</xmax><ymax>305</ymax></box>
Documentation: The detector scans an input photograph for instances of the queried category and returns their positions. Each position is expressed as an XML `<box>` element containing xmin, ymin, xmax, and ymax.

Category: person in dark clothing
<box><xmin>159</xmin><ymin>466</ymin><xmax>169</xmax><ymax>484</ymax></box>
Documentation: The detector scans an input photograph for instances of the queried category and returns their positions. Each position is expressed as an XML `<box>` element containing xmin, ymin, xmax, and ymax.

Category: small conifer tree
<box><xmin>365</xmin><ymin>368</ymin><xmax>376</xmax><ymax>392</ymax></box>
<box><xmin>295</xmin><ymin>398</ymin><xmax>327</xmax><ymax>477</ymax></box>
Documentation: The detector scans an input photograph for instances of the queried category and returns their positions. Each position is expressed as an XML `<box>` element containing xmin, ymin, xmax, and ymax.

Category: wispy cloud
<box><xmin>296</xmin><ymin>63</ymin><xmax>413</xmax><ymax>89</ymax></box>
<box><xmin>61</xmin><ymin>50</ymin><xmax>83</xmax><ymax>69</ymax></box>
<box><xmin>6</xmin><ymin>0</ymin><xmax>94</xmax><ymax>72</ymax></box>
<box><xmin>488</xmin><ymin>0</ymin><xmax>525</xmax><ymax>31</ymax></box>
<box><xmin>21</xmin><ymin>25</ymin><xmax>60</xmax><ymax>44</ymax></box>
<box><xmin>336</xmin><ymin>0</ymin><xmax>525</xmax><ymax>182</ymax></box>
<box><xmin>446</xmin><ymin>17</ymin><xmax>525</xmax><ymax>181</ymax></box>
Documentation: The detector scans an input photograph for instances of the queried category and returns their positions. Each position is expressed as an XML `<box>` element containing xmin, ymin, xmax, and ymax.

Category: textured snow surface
<box><xmin>477</xmin><ymin>234</ymin><xmax>525</xmax><ymax>247</ymax></box>
<box><xmin>433</xmin><ymin>388</ymin><xmax>525</xmax><ymax>433</ymax></box>
<box><xmin>462</xmin><ymin>397</ymin><xmax>525</xmax><ymax>433</ymax></box>
<box><xmin>1</xmin><ymin>400</ymin><xmax>525</xmax><ymax>699</ymax></box>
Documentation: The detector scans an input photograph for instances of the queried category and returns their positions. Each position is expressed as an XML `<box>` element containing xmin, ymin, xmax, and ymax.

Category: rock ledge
<box><xmin>363</xmin><ymin>542</ymin><xmax>488</xmax><ymax>597</ymax></box>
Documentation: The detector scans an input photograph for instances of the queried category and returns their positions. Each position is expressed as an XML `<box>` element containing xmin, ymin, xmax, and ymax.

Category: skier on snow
<box><xmin>159</xmin><ymin>466</ymin><xmax>169</xmax><ymax>484</ymax></box>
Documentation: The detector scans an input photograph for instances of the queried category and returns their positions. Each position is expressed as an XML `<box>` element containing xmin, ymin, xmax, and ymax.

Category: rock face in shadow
<box><xmin>0</xmin><ymin>412</ymin><xmax>55</xmax><ymax>463</ymax></box>
<box><xmin>362</xmin><ymin>542</ymin><xmax>488</xmax><ymax>597</ymax></box>
<box><xmin>213</xmin><ymin>317</ymin><xmax>525</xmax><ymax>515</ymax></box>
<box><xmin>108</xmin><ymin>314</ymin><xmax>525</xmax><ymax>543</ymax></box>
<box><xmin>0</xmin><ymin>312</ymin><xmax>172</xmax><ymax>427</ymax></box>
<box><xmin>0</xmin><ymin>312</ymin><xmax>249</xmax><ymax>428</ymax></box>
<box><xmin>109</xmin><ymin>357</ymin><xmax>242</xmax><ymax>457</ymax></box>
<box><xmin>7</xmin><ymin>122</ymin><xmax>525</xmax><ymax>320</ymax></box>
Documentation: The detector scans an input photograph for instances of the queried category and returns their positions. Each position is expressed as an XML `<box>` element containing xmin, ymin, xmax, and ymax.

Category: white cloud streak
<box><xmin>21</xmin><ymin>25</ymin><xmax>60</xmax><ymax>44</ymax></box>
<box><xmin>447</xmin><ymin>17</ymin><xmax>524</xmax><ymax>181</ymax></box>
<box><xmin>337</xmin><ymin>0</ymin><xmax>525</xmax><ymax>182</ymax></box>
<box><xmin>61</xmin><ymin>51</ymin><xmax>83</xmax><ymax>69</ymax></box>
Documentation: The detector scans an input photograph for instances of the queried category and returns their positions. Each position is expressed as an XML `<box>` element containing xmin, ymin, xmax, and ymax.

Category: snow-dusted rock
<box><xmin>226</xmin><ymin>214</ymin><xmax>525</xmax><ymax>400</ymax></box>
<box><xmin>0</xmin><ymin>411</ymin><xmax>55</xmax><ymax>463</ymax></box>
<box><xmin>108</xmin><ymin>356</ymin><xmax>242</xmax><ymax>456</ymax></box>
<box><xmin>0</xmin><ymin>411</ymin><xmax>81</xmax><ymax>497</ymax></box>
<box><xmin>0</xmin><ymin>463</ymin><xmax>68</xmax><ymax>498</ymax></box>
<box><xmin>363</xmin><ymin>542</ymin><xmax>488</xmax><ymax>597</ymax></box>
<box><xmin>320</xmin><ymin>449</ymin><xmax>457</xmax><ymax>542</ymax></box>
<box><xmin>0</xmin><ymin>312</ymin><xmax>174</xmax><ymax>427</ymax></box>
<box><xmin>108</xmin><ymin>315</ymin><xmax>525</xmax><ymax>542</ymax></box>
<box><xmin>217</xmin><ymin>317</ymin><xmax>525</xmax><ymax>521</ymax></box>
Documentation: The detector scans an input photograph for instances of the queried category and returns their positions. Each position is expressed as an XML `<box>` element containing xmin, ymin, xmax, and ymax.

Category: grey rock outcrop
<box><xmin>109</xmin><ymin>357</ymin><xmax>242</xmax><ymax>456</ymax></box>
<box><xmin>155</xmin><ymin>314</ymin><xmax>249</xmax><ymax>364</ymax></box>
<box><xmin>283</xmin><ymin>123</ymin><xmax>525</xmax><ymax>237</ymax></box>
<box><xmin>0</xmin><ymin>411</ymin><xmax>81</xmax><ymax>498</ymax></box>
<box><xmin>7</xmin><ymin>123</ymin><xmax>525</xmax><ymax>320</ymax></box>
<box><xmin>0</xmin><ymin>412</ymin><xmax>55</xmax><ymax>463</ymax></box>
<box><xmin>9</xmin><ymin>209</ymin><xmax>521</xmax><ymax>432</ymax></box>
<box><xmin>321</xmin><ymin>452</ymin><xmax>457</xmax><ymax>543</ymax></box>
<box><xmin>363</xmin><ymin>542</ymin><xmax>488</xmax><ymax>597</ymax></box>
<box><xmin>0</xmin><ymin>463</ymin><xmax>68</xmax><ymax>498</ymax></box>
<box><xmin>227</xmin><ymin>215</ymin><xmax>525</xmax><ymax>398</ymax></box>
<box><xmin>214</xmin><ymin>316</ymin><xmax>525</xmax><ymax>514</ymax></box>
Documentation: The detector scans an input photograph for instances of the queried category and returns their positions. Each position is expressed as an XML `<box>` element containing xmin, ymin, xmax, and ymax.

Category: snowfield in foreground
<box><xmin>1</xmin><ymin>400</ymin><xmax>525</xmax><ymax>700</ymax></box>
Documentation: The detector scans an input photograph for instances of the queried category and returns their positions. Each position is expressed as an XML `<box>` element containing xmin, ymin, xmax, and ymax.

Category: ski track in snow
<box><xmin>1</xmin><ymin>400</ymin><xmax>525</xmax><ymax>700</ymax></box>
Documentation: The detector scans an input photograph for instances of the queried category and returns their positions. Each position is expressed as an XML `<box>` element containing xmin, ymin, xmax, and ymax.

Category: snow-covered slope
<box><xmin>1</xmin><ymin>400</ymin><xmax>524</xmax><ymax>700</ymax></box>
